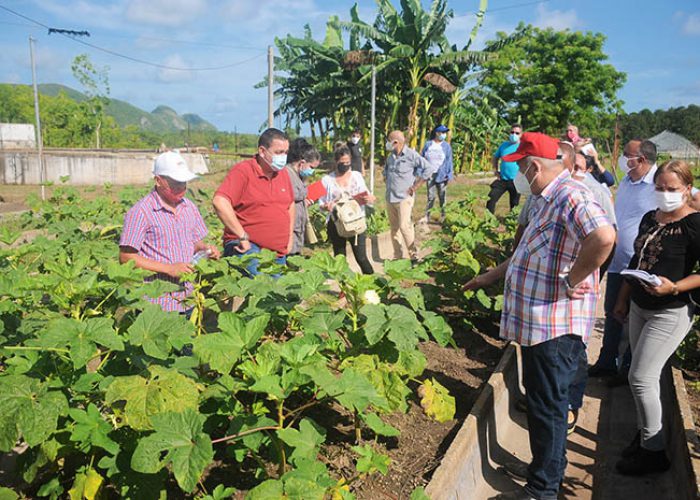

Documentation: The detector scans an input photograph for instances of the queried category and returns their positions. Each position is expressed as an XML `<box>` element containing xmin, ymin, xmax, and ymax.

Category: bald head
<box><xmin>387</xmin><ymin>130</ymin><xmax>406</xmax><ymax>154</ymax></box>
<box><xmin>558</xmin><ymin>141</ymin><xmax>575</xmax><ymax>172</ymax></box>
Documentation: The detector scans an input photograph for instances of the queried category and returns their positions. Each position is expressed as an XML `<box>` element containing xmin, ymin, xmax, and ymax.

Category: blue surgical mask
<box><xmin>437</xmin><ymin>133</ymin><xmax>447</xmax><ymax>141</ymax></box>
<box><xmin>300</xmin><ymin>168</ymin><xmax>314</xmax><ymax>178</ymax></box>
<box><xmin>270</xmin><ymin>154</ymin><xmax>287</xmax><ymax>171</ymax></box>
<box><xmin>510</xmin><ymin>133</ymin><xmax>520</xmax><ymax>143</ymax></box>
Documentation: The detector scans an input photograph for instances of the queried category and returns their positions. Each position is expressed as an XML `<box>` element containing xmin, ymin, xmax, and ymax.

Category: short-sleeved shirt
<box><xmin>384</xmin><ymin>146</ymin><xmax>433</xmax><ymax>203</ymax></box>
<box><xmin>494</xmin><ymin>141</ymin><xmax>520</xmax><ymax>181</ymax></box>
<box><xmin>627</xmin><ymin>211</ymin><xmax>700</xmax><ymax>310</ymax></box>
<box><xmin>215</xmin><ymin>157</ymin><xmax>294</xmax><ymax>255</ymax></box>
<box><xmin>500</xmin><ymin>170</ymin><xmax>613</xmax><ymax>346</ymax></box>
<box><xmin>119</xmin><ymin>190</ymin><xmax>208</xmax><ymax>312</ymax></box>
<box><xmin>319</xmin><ymin>171</ymin><xmax>369</xmax><ymax>222</ymax></box>
<box><xmin>608</xmin><ymin>165</ymin><xmax>658</xmax><ymax>273</ymax></box>
<box><xmin>347</xmin><ymin>141</ymin><xmax>363</xmax><ymax>173</ymax></box>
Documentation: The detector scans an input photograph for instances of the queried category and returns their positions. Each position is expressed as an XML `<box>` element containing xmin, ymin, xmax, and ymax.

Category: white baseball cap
<box><xmin>153</xmin><ymin>151</ymin><xmax>198</xmax><ymax>182</ymax></box>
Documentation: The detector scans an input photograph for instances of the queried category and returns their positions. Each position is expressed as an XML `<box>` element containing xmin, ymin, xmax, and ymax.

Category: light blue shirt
<box><xmin>608</xmin><ymin>165</ymin><xmax>658</xmax><ymax>274</ymax></box>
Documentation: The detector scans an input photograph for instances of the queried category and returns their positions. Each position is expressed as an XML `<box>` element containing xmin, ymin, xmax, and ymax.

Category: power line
<box><xmin>0</xmin><ymin>4</ymin><xmax>267</xmax><ymax>71</ymax></box>
<box><xmin>453</xmin><ymin>0</ymin><xmax>551</xmax><ymax>19</ymax></box>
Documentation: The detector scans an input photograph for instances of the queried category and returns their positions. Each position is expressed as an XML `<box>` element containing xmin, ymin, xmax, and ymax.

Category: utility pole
<box><xmin>267</xmin><ymin>45</ymin><xmax>274</xmax><ymax>130</ymax></box>
<box><xmin>29</xmin><ymin>36</ymin><xmax>45</xmax><ymax>201</ymax></box>
<box><xmin>369</xmin><ymin>65</ymin><xmax>376</xmax><ymax>194</ymax></box>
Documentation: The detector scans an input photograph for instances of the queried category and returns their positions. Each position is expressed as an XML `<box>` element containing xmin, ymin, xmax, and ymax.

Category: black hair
<box><xmin>511</xmin><ymin>123</ymin><xmax>522</xmax><ymax>130</ymax></box>
<box><xmin>287</xmin><ymin>138</ymin><xmax>321</xmax><ymax>164</ymax></box>
<box><xmin>640</xmin><ymin>140</ymin><xmax>658</xmax><ymax>163</ymax></box>
<box><xmin>334</xmin><ymin>145</ymin><xmax>352</xmax><ymax>162</ymax></box>
<box><xmin>258</xmin><ymin>128</ymin><xmax>288</xmax><ymax>149</ymax></box>
<box><xmin>352</xmin><ymin>129</ymin><xmax>361</xmax><ymax>135</ymax></box>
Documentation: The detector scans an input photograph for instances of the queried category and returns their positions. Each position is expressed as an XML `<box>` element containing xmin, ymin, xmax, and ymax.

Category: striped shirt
<box><xmin>500</xmin><ymin>170</ymin><xmax>612</xmax><ymax>346</ymax></box>
<box><xmin>119</xmin><ymin>190</ymin><xmax>208</xmax><ymax>312</ymax></box>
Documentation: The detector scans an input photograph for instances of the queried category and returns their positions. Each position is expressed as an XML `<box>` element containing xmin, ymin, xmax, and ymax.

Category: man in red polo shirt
<box><xmin>213</xmin><ymin>128</ymin><xmax>295</xmax><ymax>275</ymax></box>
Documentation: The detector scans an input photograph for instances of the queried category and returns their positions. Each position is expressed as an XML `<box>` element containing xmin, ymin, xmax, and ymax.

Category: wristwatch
<box><xmin>561</xmin><ymin>273</ymin><xmax>576</xmax><ymax>294</ymax></box>
<box><xmin>238</xmin><ymin>231</ymin><xmax>249</xmax><ymax>241</ymax></box>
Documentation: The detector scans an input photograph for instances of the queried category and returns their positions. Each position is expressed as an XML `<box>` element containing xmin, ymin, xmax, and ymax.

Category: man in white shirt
<box><xmin>589</xmin><ymin>140</ymin><xmax>658</xmax><ymax>378</ymax></box>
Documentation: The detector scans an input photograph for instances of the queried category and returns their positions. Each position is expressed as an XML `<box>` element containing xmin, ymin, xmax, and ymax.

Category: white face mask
<box><xmin>437</xmin><ymin>133</ymin><xmax>447</xmax><ymax>141</ymax></box>
<box><xmin>573</xmin><ymin>170</ymin><xmax>586</xmax><ymax>181</ymax></box>
<box><xmin>655</xmin><ymin>190</ymin><xmax>685</xmax><ymax>213</ymax></box>
<box><xmin>385</xmin><ymin>140</ymin><xmax>394</xmax><ymax>152</ymax></box>
<box><xmin>618</xmin><ymin>155</ymin><xmax>638</xmax><ymax>175</ymax></box>
<box><xmin>350</xmin><ymin>136</ymin><xmax>360</xmax><ymax>144</ymax></box>
<box><xmin>514</xmin><ymin>164</ymin><xmax>535</xmax><ymax>195</ymax></box>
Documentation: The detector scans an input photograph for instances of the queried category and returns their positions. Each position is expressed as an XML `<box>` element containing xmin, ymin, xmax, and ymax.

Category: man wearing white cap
<box><xmin>119</xmin><ymin>151</ymin><xmax>220</xmax><ymax>312</ymax></box>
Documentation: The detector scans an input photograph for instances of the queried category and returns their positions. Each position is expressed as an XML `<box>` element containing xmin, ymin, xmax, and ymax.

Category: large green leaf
<box><xmin>421</xmin><ymin>311</ymin><xmax>455</xmax><ymax>347</ymax></box>
<box><xmin>0</xmin><ymin>375</ymin><xmax>68</xmax><ymax>451</ymax></box>
<box><xmin>191</xmin><ymin>331</ymin><xmax>244</xmax><ymax>375</ymax></box>
<box><xmin>277</xmin><ymin>418</ymin><xmax>326</xmax><ymax>465</ymax></box>
<box><xmin>131</xmin><ymin>409</ymin><xmax>213</xmax><ymax>493</ymax></box>
<box><xmin>217</xmin><ymin>312</ymin><xmax>269</xmax><ymax>350</ymax></box>
<box><xmin>360</xmin><ymin>304</ymin><xmax>388</xmax><ymax>345</ymax></box>
<box><xmin>104</xmin><ymin>366</ymin><xmax>200</xmax><ymax>431</ymax></box>
<box><xmin>352</xmin><ymin>444</ymin><xmax>390</xmax><ymax>475</ymax></box>
<box><xmin>34</xmin><ymin>317</ymin><xmax>123</xmax><ymax>369</ymax></box>
<box><xmin>68</xmin><ymin>403</ymin><xmax>119</xmax><ymax>455</ymax></box>
<box><xmin>127</xmin><ymin>304</ymin><xmax>194</xmax><ymax>359</ymax></box>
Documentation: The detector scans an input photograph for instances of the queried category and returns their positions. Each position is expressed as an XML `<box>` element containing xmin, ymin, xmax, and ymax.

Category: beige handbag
<box><xmin>306</xmin><ymin>220</ymin><xmax>318</xmax><ymax>244</ymax></box>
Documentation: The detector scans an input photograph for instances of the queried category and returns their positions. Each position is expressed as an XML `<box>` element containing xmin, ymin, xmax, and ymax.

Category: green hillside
<box><xmin>34</xmin><ymin>83</ymin><xmax>216</xmax><ymax>133</ymax></box>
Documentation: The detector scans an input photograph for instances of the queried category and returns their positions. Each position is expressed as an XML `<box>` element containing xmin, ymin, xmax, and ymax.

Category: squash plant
<box><xmin>0</xmin><ymin>190</ymin><xmax>456</xmax><ymax>499</ymax></box>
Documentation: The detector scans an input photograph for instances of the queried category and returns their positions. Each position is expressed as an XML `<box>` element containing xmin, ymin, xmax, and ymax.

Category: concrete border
<box><xmin>667</xmin><ymin>366</ymin><xmax>700</xmax><ymax>499</ymax></box>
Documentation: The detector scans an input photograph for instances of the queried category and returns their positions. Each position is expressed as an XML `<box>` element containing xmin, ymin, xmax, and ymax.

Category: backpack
<box><xmin>332</xmin><ymin>192</ymin><xmax>366</xmax><ymax>238</ymax></box>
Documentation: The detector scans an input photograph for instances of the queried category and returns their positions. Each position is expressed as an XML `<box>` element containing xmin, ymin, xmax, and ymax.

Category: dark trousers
<box><xmin>486</xmin><ymin>178</ymin><xmax>520</xmax><ymax>213</ymax></box>
<box><xmin>326</xmin><ymin>221</ymin><xmax>374</xmax><ymax>275</ymax></box>
<box><xmin>522</xmin><ymin>334</ymin><xmax>585</xmax><ymax>500</ymax></box>
<box><xmin>568</xmin><ymin>347</ymin><xmax>588</xmax><ymax>411</ymax></box>
<box><xmin>593</xmin><ymin>273</ymin><xmax>630</xmax><ymax>371</ymax></box>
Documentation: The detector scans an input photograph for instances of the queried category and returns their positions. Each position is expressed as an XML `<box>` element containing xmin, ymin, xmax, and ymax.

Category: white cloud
<box><xmin>682</xmin><ymin>13</ymin><xmax>700</xmax><ymax>36</ymax></box>
<box><xmin>157</xmin><ymin>54</ymin><xmax>195</xmax><ymax>83</ymax></box>
<box><xmin>220</xmin><ymin>0</ymin><xmax>328</xmax><ymax>35</ymax></box>
<box><xmin>31</xmin><ymin>0</ymin><xmax>126</xmax><ymax>30</ymax></box>
<box><xmin>447</xmin><ymin>12</ymin><xmax>517</xmax><ymax>50</ymax></box>
<box><xmin>533</xmin><ymin>4</ymin><xmax>579</xmax><ymax>31</ymax></box>
<box><xmin>125</xmin><ymin>0</ymin><xmax>208</xmax><ymax>27</ymax></box>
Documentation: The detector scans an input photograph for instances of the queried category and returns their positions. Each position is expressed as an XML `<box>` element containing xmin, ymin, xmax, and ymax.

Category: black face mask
<box><xmin>337</xmin><ymin>163</ymin><xmax>351</xmax><ymax>174</ymax></box>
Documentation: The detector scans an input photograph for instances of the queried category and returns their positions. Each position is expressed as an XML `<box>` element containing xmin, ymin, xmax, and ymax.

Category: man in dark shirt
<box><xmin>347</xmin><ymin>129</ymin><xmax>364</xmax><ymax>176</ymax></box>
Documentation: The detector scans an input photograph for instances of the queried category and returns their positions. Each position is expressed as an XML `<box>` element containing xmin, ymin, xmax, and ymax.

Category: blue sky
<box><xmin>1</xmin><ymin>0</ymin><xmax>699</xmax><ymax>134</ymax></box>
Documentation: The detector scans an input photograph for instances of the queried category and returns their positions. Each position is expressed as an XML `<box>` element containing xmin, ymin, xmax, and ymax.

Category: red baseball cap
<box><xmin>502</xmin><ymin>132</ymin><xmax>560</xmax><ymax>162</ymax></box>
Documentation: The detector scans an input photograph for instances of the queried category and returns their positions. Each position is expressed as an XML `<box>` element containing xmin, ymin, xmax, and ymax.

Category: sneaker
<box><xmin>567</xmin><ymin>409</ymin><xmax>579</xmax><ymax>434</ymax></box>
<box><xmin>621</xmin><ymin>431</ymin><xmax>641</xmax><ymax>458</ymax></box>
<box><xmin>490</xmin><ymin>488</ymin><xmax>536</xmax><ymax>500</ymax></box>
<box><xmin>587</xmin><ymin>364</ymin><xmax>617</xmax><ymax>377</ymax></box>
<box><xmin>497</xmin><ymin>461</ymin><xmax>529</xmax><ymax>482</ymax></box>
<box><xmin>616</xmin><ymin>447</ymin><xmax>671</xmax><ymax>476</ymax></box>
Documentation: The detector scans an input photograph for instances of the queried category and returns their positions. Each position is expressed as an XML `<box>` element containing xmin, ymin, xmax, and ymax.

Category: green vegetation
<box><xmin>620</xmin><ymin>105</ymin><xmax>700</xmax><ymax>146</ymax></box>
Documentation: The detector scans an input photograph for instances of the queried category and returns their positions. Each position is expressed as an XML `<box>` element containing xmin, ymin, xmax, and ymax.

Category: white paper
<box><xmin>620</xmin><ymin>269</ymin><xmax>662</xmax><ymax>287</ymax></box>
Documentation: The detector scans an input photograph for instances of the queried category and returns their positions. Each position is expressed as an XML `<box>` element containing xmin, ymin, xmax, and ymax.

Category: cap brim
<box><xmin>157</xmin><ymin>171</ymin><xmax>199</xmax><ymax>182</ymax></box>
<box><xmin>502</xmin><ymin>152</ymin><xmax>527</xmax><ymax>162</ymax></box>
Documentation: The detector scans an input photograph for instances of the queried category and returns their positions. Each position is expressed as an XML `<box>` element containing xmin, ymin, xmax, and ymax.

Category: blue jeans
<box><xmin>223</xmin><ymin>241</ymin><xmax>286</xmax><ymax>277</ymax></box>
<box><xmin>594</xmin><ymin>273</ymin><xmax>631</xmax><ymax>371</ymax></box>
<box><xmin>568</xmin><ymin>347</ymin><xmax>588</xmax><ymax>411</ymax></box>
<box><xmin>426</xmin><ymin>175</ymin><xmax>447</xmax><ymax>217</ymax></box>
<box><xmin>522</xmin><ymin>334</ymin><xmax>585</xmax><ymax>500</ymax></box>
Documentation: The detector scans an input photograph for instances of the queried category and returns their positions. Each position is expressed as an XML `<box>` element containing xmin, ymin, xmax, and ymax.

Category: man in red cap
<box><xmin>496</xmin><ymin>132</ymin><xmax>616</xmax><ymax>499</ymax></box>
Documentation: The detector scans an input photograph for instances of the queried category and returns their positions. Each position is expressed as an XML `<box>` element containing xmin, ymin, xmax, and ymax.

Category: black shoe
<box><xmin>621</xmin><ymin>431</ymin><xmax>641</xmax><ymax>458</ymax></box>
<box><xmin>588</xmin><ymin>365</ymin><xmax>617</xmax><ymax>377</ymax></box>
<box><xmin>606</xmin><ymin>373</ymin><xmax>629</xmax><ymax>388</ymax></box>
<box><xmin>490</xmin><ymin>488</ymin><xmax>536</xmax><ymax>500</ymax></box>
<box><xmin>616</xmin><ymin>447</ymin><xmax>671</xmax><ymax>476</ymax></box>
<box><xmin>497</xmin><ymin>461</ymin><xmax>529</xmax><ymax>482</ymax></box>
<box><xmin>567</xmin><ymin>409</ymin><xmax>579</xmax><ymax>435</ymax></box>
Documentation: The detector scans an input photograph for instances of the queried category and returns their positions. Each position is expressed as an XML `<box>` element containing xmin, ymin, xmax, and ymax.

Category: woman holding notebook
<box><xmin>614</xmin><ymin>160</ymin><xmax>700</xmax><ymax>476</ymax></box>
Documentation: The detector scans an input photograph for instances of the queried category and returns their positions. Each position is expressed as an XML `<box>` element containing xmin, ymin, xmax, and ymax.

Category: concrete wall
<box><xmin>0</xmin><ymin>123</ymin><xmax>36</xmax><ymax>149</ymax></box>
<box><xmin>0</xmin><ymin>150</ymin><xmax>209</xmax><ymax>185</ymax></box>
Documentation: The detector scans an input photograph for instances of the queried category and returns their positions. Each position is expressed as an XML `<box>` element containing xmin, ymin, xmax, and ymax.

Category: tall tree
<box><xmin>71</xmin><ymin>54</ymin><xmax>111</xmax><ymax>149</ymax></box>
<box><xmin>476</xmin><ymin>24</ymin><xmax>626</xmax><ymax>142</ymax></box>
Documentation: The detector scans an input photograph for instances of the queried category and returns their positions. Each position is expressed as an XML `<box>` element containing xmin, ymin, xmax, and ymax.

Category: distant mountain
<box><xmin>36</xmin><ymin>83</ymin><xmax>216</xmax><ymax>133</ymax></box>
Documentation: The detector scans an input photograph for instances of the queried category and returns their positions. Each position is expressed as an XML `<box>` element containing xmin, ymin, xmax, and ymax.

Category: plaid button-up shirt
<box><xmin>500</xmin><ymin>170</ymin><xmax>612</xmax><ymax>346</ymax></box>
<box><xmin>119</xmin><ymin>190</ymin><xmax>208</xmax><ymax>312</ymax></box>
